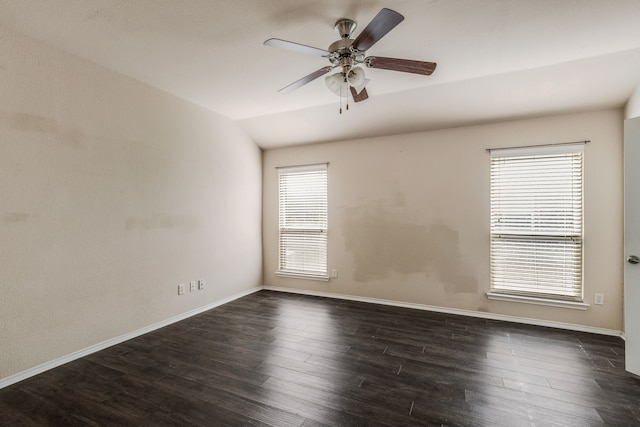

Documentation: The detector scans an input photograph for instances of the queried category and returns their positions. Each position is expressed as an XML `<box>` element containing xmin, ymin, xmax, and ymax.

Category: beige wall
<box><xmin>0</xmin><ymin>28</ymin><xmax>262</xmax><ymax>380</ymax></box>
<box><xmin>263</xmin><ymin>110</ymin><xmax>624</xmax><ymax>331</ymax></box>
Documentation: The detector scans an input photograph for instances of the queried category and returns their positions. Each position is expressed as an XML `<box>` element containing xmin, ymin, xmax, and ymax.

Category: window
<box><xmin>489</xmin><ymin>145</ymin><xmax>583</xmax><ymax>302</ymax></box>
<box><xmin>277</xmin><ymin>163</ymin><xmax>328</xmax><ymax>280</ymax></box>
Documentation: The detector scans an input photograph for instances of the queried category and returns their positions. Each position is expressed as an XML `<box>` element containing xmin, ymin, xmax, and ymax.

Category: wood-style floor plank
<box><xmin>2</xmin><ymin>290</ymin><xmax>639</xmax><ymax>426</ymax></box>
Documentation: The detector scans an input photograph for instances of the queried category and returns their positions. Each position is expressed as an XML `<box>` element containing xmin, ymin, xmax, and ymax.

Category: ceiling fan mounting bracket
<box><xmin>334</xmin><ymin>18</ymin><xmax>357</xmax><ymax>39</ymax></box>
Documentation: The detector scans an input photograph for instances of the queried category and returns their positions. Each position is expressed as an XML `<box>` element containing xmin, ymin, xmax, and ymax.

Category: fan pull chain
<box><xmin>338</xmin><ymin>74</ymin><xmax>351</xmax><ymax>114</ymax></box>
<box><xmin>346</xmin><ymin>79</ymin><xmax>350</xmax><ymax>111</ymax></box>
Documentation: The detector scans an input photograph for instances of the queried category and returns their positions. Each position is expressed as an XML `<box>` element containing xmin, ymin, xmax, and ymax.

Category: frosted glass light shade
<box><xmin>325</xmin><ymin>73</ymin><xmax>348</xmax><ymax>97</ymax></box>
<box><xmin>347</xmin><ymin>67</ymin><xmax>366</xmax><ymax>88</ymax></box>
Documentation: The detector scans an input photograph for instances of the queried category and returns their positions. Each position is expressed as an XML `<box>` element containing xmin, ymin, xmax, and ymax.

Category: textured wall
<box><xmin>0</xmin><ymin>27</ymin><xmax>262</xmax><ymax>380</ymax></box>
<box><xmin>263</xmin><ymin>110</ymin><xmax>623</xmax><ymax>331</ymax></box>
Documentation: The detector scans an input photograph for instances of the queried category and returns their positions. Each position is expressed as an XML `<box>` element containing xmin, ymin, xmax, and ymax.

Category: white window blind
<box><xmin>277</xmin><ymin>163</ymin><xmax>328</xmax><ymax>279</ymax></box>
<box><xmin>490</xmin><ymin>145</ymin><xmax>583</xmax><ymax>301</ymax></box>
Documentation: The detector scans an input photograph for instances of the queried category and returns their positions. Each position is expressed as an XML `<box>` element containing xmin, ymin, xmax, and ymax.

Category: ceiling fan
<box><xmin>264</xmin><ymin>8</ymin><xmax>437</xmax><ymax>105</ymax></box>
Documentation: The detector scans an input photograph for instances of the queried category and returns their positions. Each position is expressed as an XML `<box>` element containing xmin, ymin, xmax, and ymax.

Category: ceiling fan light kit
<box><xmin>264</xmin><ymin>7</ymin><xmax>437</xmax><ymax>110</ymax></box>
<box><xmin>324</xmin><ymin>67</ymin><xmax>367</xmax><ymax>97</ymax></box>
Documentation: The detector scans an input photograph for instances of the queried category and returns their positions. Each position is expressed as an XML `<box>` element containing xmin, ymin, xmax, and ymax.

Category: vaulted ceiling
<box><xmin>2</xmin><ymin>0</ymin><xmax>640</xmax><ymax>148</ymax></box>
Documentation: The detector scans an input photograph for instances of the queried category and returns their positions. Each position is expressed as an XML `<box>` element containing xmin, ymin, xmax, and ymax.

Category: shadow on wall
<box><xmin>342</xmin><ymin>201</ymin><xmax>477</xmax><ymax>295</ymax></box>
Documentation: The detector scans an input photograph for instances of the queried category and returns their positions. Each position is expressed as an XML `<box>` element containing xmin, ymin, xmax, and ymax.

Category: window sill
<box><xmin>275</xmin><ymin>271</ymin><xmax>330</xmax><ymax>282</ymax></box>
<box><xmin>486</xmin><ymin>292</ymin><xmax>590</xmax><ymax>310</ymax></box>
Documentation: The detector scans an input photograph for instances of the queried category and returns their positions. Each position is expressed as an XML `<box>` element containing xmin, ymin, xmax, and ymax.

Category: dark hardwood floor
<box><xmin>2</xmin><ymin>290</ymin><xmax>639</xmax><ymax>426</ymax></box>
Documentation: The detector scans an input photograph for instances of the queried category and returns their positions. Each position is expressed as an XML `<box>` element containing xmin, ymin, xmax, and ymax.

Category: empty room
<box><xmin>2</xmin><ymin>0</ymin><xmax>640</xmax><ymax>425</ymax></box>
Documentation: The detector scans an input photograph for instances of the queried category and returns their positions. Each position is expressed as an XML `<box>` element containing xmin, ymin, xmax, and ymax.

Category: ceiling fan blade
<box><xmin>264</xmin><ymin>38</ymin><xmax>331</xmax><ymax>57</ymax></box>
<box><xmin>350</xmin><ymin>86</ymin><xmax>369</xmax><ymax>103</ymax></box>
<box><xmin>279</xmin><ymin>66</ymin><xmax>334</xmax><ymax>94</ymax></box>
<box><xmin>365</xmin><ymin>56</ymin><xmax>437</xmax><ymax>75</ymax></box>
<box><xmin>351</xmin><ymin>8</ymin><xmax>404</xmax><ymax>51</ymax></box>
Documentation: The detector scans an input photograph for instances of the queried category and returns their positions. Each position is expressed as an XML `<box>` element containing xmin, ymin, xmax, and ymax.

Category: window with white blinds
<box><xmin>490</xmin><ymin>145</ymin><xmax>583</xmax><ymax>301</ymax></box>
<box><xmin>277</xmin><ymin>163</ymin><xmax>328</xmax><ymax>280</ymax></box>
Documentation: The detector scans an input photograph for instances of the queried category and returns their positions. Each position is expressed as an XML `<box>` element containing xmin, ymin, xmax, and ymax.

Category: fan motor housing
<box><xmin>328</xmin><ymin>38</ymin><xmax>365</xmax><ymax>67</ymax></box>
<box><xmin>328</xmin><ymin>38</ymin><xmax>353</xmax><ymax>54</ymax></box>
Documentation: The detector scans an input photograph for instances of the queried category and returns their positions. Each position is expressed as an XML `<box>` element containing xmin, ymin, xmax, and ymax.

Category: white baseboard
<box><xmin>0</xmin><ymin>286</ymin><xmax>262</xmax><ymax>390</ymax></box>
<box><xmin>262</xmin><ymin>286</ymin><xmax>623</xmax><ymax>337</ymax></box>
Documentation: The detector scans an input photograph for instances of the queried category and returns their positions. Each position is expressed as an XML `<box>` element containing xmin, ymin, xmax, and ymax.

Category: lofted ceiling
<box><xmin>2</xmin><ymin>0</ymin><xmax>640</xmax><ymax>149</ymax></box>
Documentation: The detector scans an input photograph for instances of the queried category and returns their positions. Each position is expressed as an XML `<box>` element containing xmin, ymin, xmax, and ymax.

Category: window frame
<box><xmin>487</xmin><ymin>144</ymin><xmax>586</xmax><ymax>307</ymax></box>
<box><xmin>276</xmin><ymin>163</ymin><xmax>329</xmax><ymax>281</ymax></box>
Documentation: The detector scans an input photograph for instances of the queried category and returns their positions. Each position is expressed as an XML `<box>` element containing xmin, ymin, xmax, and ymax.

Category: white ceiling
<box><xmin>2</xmin><ymin>0</ymin><xmax>640</xmax><ymax>149</ymax></box>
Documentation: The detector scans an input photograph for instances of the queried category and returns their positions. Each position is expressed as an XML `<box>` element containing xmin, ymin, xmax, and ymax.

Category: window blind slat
<box><xmin>490</xmin><ymin>149</ymin><xmax>583</xmax><ymax>301</ymax></box>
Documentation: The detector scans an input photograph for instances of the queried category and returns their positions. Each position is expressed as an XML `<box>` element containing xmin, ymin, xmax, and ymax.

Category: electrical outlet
<box><xmin>198</xmin><ymin>279</ymin><xmax>205</xmax><ymax>290</ymax></box>
<box><xmin>331</xmin><ymin>269</ymin><xmax>338</xmax><ymax>278</ymax></box>
<box><xmin>594</xmin><ymin>293</ymin><xmax>604</xmax><ymax>305</ymax></box>
<box><xmin>190</xmin><ymin>280</ymin><xmax>196</xmax><ymax>292</ymax></box>
<box><xmin>178</xmin><ymin>284</ymin><xmax>185</xmax><ymax>295</ymax></box>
